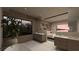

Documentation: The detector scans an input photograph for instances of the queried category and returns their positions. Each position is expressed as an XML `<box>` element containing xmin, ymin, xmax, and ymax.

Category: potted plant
<box><xmin>2</xmin><ymin>16</ymin><xmax>22</xmax><ymax>48</ymax></box>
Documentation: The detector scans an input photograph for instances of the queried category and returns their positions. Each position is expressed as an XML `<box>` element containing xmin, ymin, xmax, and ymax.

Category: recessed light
<box><xmin>24</xmin><ymin>8</ymin><xmax>27</xmax><ymax>10</ymax></box>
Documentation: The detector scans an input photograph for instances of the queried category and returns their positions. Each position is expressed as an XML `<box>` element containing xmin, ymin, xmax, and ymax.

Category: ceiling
<box><xmin>3</xmin><ymin>7</ymin><xmax>69</xmax><ymax>22</ymax></box>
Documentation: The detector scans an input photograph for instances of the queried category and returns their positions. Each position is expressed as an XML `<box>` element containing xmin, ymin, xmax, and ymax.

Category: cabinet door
<box><xmin>68</xmin><ymin>40</ymin><xmax>79</xmax><ymax>51</ymax></box>
<box><xmin>54</xmin><ymin>37</ymin><xmax>68</xmax><ymax>50</ymax></box>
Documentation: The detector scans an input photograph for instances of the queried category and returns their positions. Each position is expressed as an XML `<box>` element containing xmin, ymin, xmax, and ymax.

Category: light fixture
<box><xmin>24</xmin><ymin>8</ymin><xmax>27</xmax><ymax>10</ymax></box>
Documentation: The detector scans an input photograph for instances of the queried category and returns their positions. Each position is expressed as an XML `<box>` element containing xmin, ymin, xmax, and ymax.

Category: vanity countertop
<box><xmin>55</xmin><ymin>35</ymin><xmax>79</xmax><ymax>41</ymax></box>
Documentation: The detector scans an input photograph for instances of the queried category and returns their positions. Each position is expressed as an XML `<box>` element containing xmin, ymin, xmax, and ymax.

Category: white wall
<box><xmin>0</xmin><ymin>8</ymin><xmax>2</xmax><ymax>50</ymax></box>
<box><xmin>77</xmin><ymin>20</ymin><xmax>79</xmax><ymax>32</ymax></box>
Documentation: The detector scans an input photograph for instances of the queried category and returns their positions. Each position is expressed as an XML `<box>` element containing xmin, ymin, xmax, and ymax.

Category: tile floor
<box><xmin>4</xmin><ymin>39</ymin><xmax>61</xmax><ymax>51</ymax></box>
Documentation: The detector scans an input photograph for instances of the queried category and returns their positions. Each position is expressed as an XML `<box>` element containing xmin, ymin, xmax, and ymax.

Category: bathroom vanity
<box><xmin>54</xmin><ymin>32</ymin><xmax>79</xmax><ymax>51</ymax></box>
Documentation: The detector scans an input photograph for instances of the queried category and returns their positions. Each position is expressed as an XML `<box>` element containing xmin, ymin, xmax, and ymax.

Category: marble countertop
<box><xmin>55</xmin><ymin>35</ymin><xmax>79</xmax><ymax>40</ymax></box>
<box><xmin>34</xmin><ymin>32</ymin><xmax>45</xmax><ymax>35</ymax></box>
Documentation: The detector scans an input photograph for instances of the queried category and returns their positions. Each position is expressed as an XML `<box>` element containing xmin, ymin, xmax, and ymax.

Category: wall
<box><xmin>68</xmin><ymin>8</ymin><xmax>79</xmax><ymax>32</ymax></box>
<box><xmin>51</xmin><ymin>20</ymin><xmax>68</xmax><ymax>34</ymax></box>
<box><xmin>32</xmin><ymin>19</ymin><xmax>38</xmax><ymax>33</ymax></box>
<box><xmin>35</xmin><ymin>20</ymin><xmax>52</xmax><ymax>36</ymax></box>
<box><xmin>40</xmin><ymin>21</ymin><xmax>51</xmax><ymax>32</ymax></box>
<box><xmin>0</xmin><ymin>8</ymin><xmax>2</xmax><ymax>50</ymax></box>
<box><xmin>51</xmin><ymin>23</ymin><xmax>57</xmax><ymax>34</ymax></box>
<box><xmin>77</xmin><ymin>20</ymin><xmax>79</xmax><ymax>32</ymax></box>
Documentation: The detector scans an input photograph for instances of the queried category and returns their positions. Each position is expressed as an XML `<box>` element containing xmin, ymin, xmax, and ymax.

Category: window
<box><xmin>56</xmin><ymin>23</ymin><xmax>69</xmax><ymax>32</ymax></box>
<box><xmin>2</xmin><ymin>16</ymin><xmax>32</xmax><ymax>38</ymax></box>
